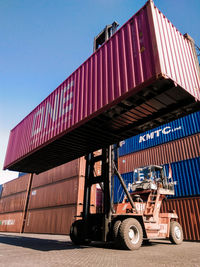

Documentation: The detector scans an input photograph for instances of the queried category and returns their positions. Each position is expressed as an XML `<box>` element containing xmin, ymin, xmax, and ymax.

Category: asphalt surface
<box><xmin>0</xmin><ymin>232</ymin><xmax>199</xmax><ymax>267</ymax></box>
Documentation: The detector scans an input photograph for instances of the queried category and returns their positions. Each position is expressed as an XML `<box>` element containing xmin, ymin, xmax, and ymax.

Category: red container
<box><xmin>24</xmin><ymin>205</ymin><xmax>77</xmax><ymax>234</ymax></box>
<box><xmin>28</xmin><ymin>177</ymin><xmax>80</xmax><ymax>210</ymax></box>
<box><xmin>76</xmin><ymin>176</ymin><xmax>96</xmax><ymax>216</ymax></box>
<box><xmin>4</xmin><ymin>1</ymin><xmax>200</xmax><ymax>174</ymax></box>
<box><xmin>0</xmin><ymin>212</ymin><xmax>24</xmax><ymax>232</ymax></box>
<box><xmin>161</xmin><ymin>197</ymin><xmax>200</xmax><ymax>241</ymax></box>
<box><xmin>1</xmin><ymin>174</ymin><xmax>30</xmax><ymax>197</ymax></box>
<box><xmin>119</xmin><ymin>133</ymin><xmax>200</xmax><ymax>173</ymax></box>
<box><xmin>31</xmin><ymin>158</ymin><xmax>84</xmax><ymax>188</ymax></box>
<box><xmin>0</xmin><ymin>192</ymin><xmax>27</xmax><ymax>214</ymax></box>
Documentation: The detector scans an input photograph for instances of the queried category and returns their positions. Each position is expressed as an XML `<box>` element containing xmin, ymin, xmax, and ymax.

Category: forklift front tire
<box><xmin>119</xmin><ymin>218</ymin><xmax>143</xmax><ymax>250</ymax></box>
<box><xmin>70</xmin><ymin>220</ymin><xmax>90</xmax><ymax>245</ymax></box>
<box><xmin>169</xmin><ymin>221</ymin><xmax>183</xmax><ymax>245</ymax></box>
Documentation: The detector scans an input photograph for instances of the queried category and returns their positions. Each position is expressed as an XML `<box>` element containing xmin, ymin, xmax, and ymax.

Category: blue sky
<box><xmin>0</xmin><ymin>0</ymin><xmax>200</xmax><ymax>184</ymax></box>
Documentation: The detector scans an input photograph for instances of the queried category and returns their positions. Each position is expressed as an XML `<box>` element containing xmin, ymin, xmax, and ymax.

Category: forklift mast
<box><xmin>82</xmin><ymin>145</ymin><xmax>137</xmax><ymax>242</ymax></box>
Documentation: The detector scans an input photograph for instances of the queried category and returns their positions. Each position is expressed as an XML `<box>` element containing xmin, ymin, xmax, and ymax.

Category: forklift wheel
<box><xmin>113</xmin><ymin>220</ymin><xmax>121</xmax><ymax>248</ymax></box>
<box><xmin>70</xmin><ymin>220</ymin><xmax>90</xmax><ymax>245</ymax></box>
<box><xmin>113</xmin><ymin>220</ymin><xmax>121</xmax><ymax>240</ymax></box>
<box><xmin>169</xmin><ymin>221</ymin><xmax>183</xmax><ymax>245</ymax></box>
<box><xmin>119</xmin><ymin>218</ymin><xmax>143</xmax><ymax>250</ymax></box>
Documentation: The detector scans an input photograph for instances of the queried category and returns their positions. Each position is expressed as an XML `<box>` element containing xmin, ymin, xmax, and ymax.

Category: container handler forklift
<box><xmin>70</xmin><ymin>145</ymin><xmax>183</xmax><ymax>250</ymax></box>
<box><xmin>70</xmin><ymin>18</ymin><xmax>183</xmax><ymax>251</ymax></box>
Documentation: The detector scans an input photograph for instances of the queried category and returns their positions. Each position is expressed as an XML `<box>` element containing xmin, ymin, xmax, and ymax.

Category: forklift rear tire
<box><xmin>169</xmin><ymin>221</ymin><xmax>183</xmax><ymax>245</ymax></box>
<box><xmin>118</xmin><ymin>218</ymin><xmax>143</xmax><ymax>250</ymax></box>
<box><xmin>70</xmin><ymin>220</ymin><xmax>90</xmax><ymax>245</ymax></box>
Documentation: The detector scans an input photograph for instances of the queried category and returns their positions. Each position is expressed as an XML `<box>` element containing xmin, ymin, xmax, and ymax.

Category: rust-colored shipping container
<box><xmin>4</xmin><ymin>1</ymin><xmax>200</xmax><ymax>174</ymax></box>
<box><xmin>161</xmin><ymin>197</ymin><xmax>200</xmax><ymax>241</ymax></box>
<box><xmin>31</xmin><ymin>158</ymin><xmax>85</xmax><ymax>189</ymax></box>
<box><xmin>29</xmin><ymin>177</ymin><xmax>80</xmax><ymax>210</ymax></box>
<box><xmin>31</xmin><ymin>155</ymin><xmax>100</xmax><ymax>189</ymax></box>
<box><xmin>0</xmin><ymin>192</ymin><xmax>27</xmax><ymax>214</ymax></box>
<box><xmin>24</xmin><ymin>205</ymin><xmax>77</xmax><ymax>234</ymax></box>
<box><xmin>0</xmin><ymin>212</ymin><xmax>24</xmax><ymax>232</ymax></box>
<box><xmin>1</xmin><ymin>174</ymin><xmax>30</xmax><ymax>197</ymax></box>
<box><xmin>76</xmin><ymin>175</ymin><xmax>96</xmax><ymax>216</ymax></box>
<box><xmin>119</xmin><ymin>133</ymin><xmax>200</xmax><ymax>173</ymax></box>
<box><xmin>29</xmin><ymin>176</ymin><xmax>96</xmax><ymax>211</ymax></box>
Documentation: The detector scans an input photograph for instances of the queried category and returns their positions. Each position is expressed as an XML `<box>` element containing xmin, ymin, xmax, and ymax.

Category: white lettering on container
<box><xmin>31</xmin><ymin>81</ymin><xmax>74</xmax><ymax>139</ymax></box>
<box><xmin>0</xmin><ymin>219</ymin><xmax>15</xmax><ymax>226</ymax></box>
<box><xmin>139</xmin><ymin>126</ymin><xmax>182</xmax><ymax>143</ymax></box>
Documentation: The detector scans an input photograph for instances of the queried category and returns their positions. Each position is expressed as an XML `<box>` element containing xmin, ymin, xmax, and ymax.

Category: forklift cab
<box><xmin>131</xmin><ymin>165</ymin><xmax>174</xmax><ymax>192</ymax></box>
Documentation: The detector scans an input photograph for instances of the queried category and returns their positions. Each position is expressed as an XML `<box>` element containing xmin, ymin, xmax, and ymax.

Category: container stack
<box><xmin>24</xmin><ymin>157</ymin><xmax>96</xmax><ymax>235</ymax></box>
<box><xmin>0</xmin><ymin>174</ymin><xmax>30</xmax><ymax>232</ymax></box>
<box><xmin>115</xmin><ymin>111</ymin><xmax>200</xmax><ymax>241</ymax></box>
<box><xmin>0</xmin><ymin>157</ymin><xmax>97</xmax><ymax>234</ymax></box>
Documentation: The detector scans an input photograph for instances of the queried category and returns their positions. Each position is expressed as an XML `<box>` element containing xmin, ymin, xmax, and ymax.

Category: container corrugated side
<box><xmin>24</xmin><ymin>205</ymin><xmax>77</xmax><ymax>234</ymax></box>
<box><xmin>161</xmin><ymin>197</ymin><xmax>200</xmax><ymax>241</ymax></box>
<box><xmin>0</xmin><ymin>192</ymin><xmax>27</xmax><ymax>214</ymax></box>
<box><xmin>4</xmin><ymin>1</ymin><xmax>200</xmax><ymax>174</ymax></box>
<box><xmin>28</xmin><ymin>177</ymin><xmax>80</xmax><ymax>210</ymax></box>
<box><xmin>168</xmin><ymin>158</ymin><xmax>200</xmax><ymax>198</ymax></box>
<box><xmin>1</xmin><ymin>174</ymin><xmax>30</xmax><ymax>197</ymax></box>
<box><xmin>152</xmin><ymin>1</ymin><xmax>200</xmax><ymax>98</ymax></box>
<box><xmin>119</xmin><ymin>133</ymin><xmax>200</xmax><ymax>173</ymax></box>
<box><xmin>119</xmin><ymin>111</ymin><xmax>200</xmax><ymax>156</ymax></box>
<box><xmin>76</xmin><ymin>176</ymin><xmax>96</xmax><ymax>214</ymax></box>
<box><xmin>31</xmin><ymin>158</ymin><xmax>82</xmax><ymax>189</ymax></box>
<box><xmin>115</xmin><ymin>157</ymin><xmax>200</xmax><ymax>202</ymax></box>
<box><xmin>0</xmin><ymin>212</ymin><xmax>23</xmax><ymax>232</ymax></box>
<box><xmin>114</xmin><ymin>172</ymin><xmax>133</xmax><ymax>203</ymax></box>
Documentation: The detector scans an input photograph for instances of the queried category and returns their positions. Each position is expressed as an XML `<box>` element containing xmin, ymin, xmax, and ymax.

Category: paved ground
<box><xmin>0</xmin><ymin>233</ymin><xmax>199</xmax><ymax>267</ymax></box>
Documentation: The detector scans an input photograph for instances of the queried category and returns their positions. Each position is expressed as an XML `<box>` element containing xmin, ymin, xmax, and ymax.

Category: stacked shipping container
<box><xmin>24</xmin><ymin>157</ymin><xmax>96</xmax><ymax>234</ymax></box>
<box><xmin>114</xmin><ymin>111</ymin><xmax>200</xmax><ymax>241</ymax></box>
<box><xmin>0</xmin><ymin>174</ymin><xmax>30</xmax><ymax>232</ymax></box>
<box><xmin>0</xmin><ymin>157</ymin><xmax>97</xmax><ymax>234</ymax></box>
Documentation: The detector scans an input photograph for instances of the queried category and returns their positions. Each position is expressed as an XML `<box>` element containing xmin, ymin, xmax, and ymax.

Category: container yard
<box><xmin>1</xmin><ymin>0</ymin><xmax>200</xmax><ymax>260</ymax></box>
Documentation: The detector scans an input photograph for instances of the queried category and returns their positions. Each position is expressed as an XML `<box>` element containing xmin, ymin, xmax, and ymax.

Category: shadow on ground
<box><xmin>0</xmin><ymin>234</ymin><xmax>173</xmax><ymax>252</ymax></box>
<box><xmin>0</xmin><ymin>234</ymin><xmax>89</xmax><ymax>252</ymax></box>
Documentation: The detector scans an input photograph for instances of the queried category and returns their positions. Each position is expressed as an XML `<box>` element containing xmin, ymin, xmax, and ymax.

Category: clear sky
<box><xmin>0</xmin><ymin>0</ymin><xmax>200</xmax><ymax>184</ymax></box>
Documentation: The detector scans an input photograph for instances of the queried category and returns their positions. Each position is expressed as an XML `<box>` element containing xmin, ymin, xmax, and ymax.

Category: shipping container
<box><xmin>96</xmin><ymin>188</ymin><xmax>103</xmax><ymax>208</ymax></box>
<box><xmin>167</xmin><ymin>158</ymin><xmax>200</xmax><ymax>198</ymax></box>
<box><xmin>118</xmin><ymin>133</ymin><xmax>200</xmax><ymax>173</ymax></box>
<box><xmin>0</xmin><ymin>212</ymin><xmax>24</xmax><ymax>233</ymax></box>
<box><xmin>4</xmin><ymin>0</ymin><xmax>200</xmax><ymax>174</ymax></box>
<box><xmin>76</xmin><ymin>176</ymin><xmax>96</xmax><ymax>213</ymax></box>
<box><xmin>161</xmin><ymin>197</ymin><xmax>200</xmax><ymax>241</ymax></box>
<box><xmin>18</xmin><ymin>172</ymin><xmax>27</xmax><ymax>178</ymax></box>
<box><xmin>115</xmin><ymin>157</ymin><xmax>200</xmax><ymax>202</ymax></box>
<box><xmin>1</xmin><ymin>174</ymin><xmax>30</xmax><ymax>198</ymax></box>
<box><xmin>31</xmin><ymin>158</ymin><xmax>84</xmax><ymax>189</ymax></box>
<box><xmin>0</xmin><ymin>185</ymin><xmax>2</xmax><ymax>198</ymax></box>
<box><xmin>24</xmin><ymin>205</ymin><xmax>77</xmax><ymax>234</ymax></box>
<box><xmin>114</xmin><ymin>172</ymin><xmax>134</xmax><ymax>203</ymax></box>
<box><xmin>29</xmin><ymin>177</ymin><xmax>80</xmax><ymax>210</ymax></box>
<box><xmin>119</xmin><ymin>111</ymin><xmax>200</xmax><ymax>156</ymax></box>
<box><xmin>0</xmin><ymin>192</ymin><xmax>27</xmax><ymax>214</ymax></box>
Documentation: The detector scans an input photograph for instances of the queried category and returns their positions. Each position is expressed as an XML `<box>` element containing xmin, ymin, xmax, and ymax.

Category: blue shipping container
<box><xmin>119</xmin><ymin>111</ymin><xmax>200</xmax><ymax>156</ymax></box>
<box><xmin>114</xmin><ymin>172</ymin><xmax>134</xmax><ymax>203</ymax></box>
<box><xmin>0</xmin><ymin>185</ymin><xmax>2</xmax><ymax>198</ymax></box>
<box><xmin>114</xmin><ymin>157</ymin><xmax>200</xmax><ymax>203</ymax></box>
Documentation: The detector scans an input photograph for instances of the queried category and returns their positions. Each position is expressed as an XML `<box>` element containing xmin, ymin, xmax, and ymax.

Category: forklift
<box><xmin>70</xmin><ymin>145</ymin><xmax>183</xmax><ymax>250</ymax></box>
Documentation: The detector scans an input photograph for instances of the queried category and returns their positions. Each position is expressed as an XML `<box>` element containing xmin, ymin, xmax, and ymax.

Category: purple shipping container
<box><xmin>4</xmin><ymin>1</ymin><xmax>200</xmax><ymax>174</ymax></box>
